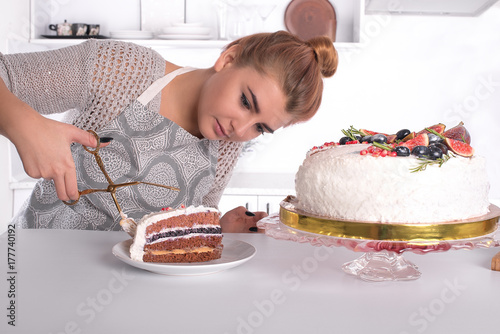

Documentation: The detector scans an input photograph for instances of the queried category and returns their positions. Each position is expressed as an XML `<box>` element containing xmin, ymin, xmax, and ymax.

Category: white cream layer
<box><xmin>130</xmin><ymin>205</ymin><xmax>220</xmax><ymax>262</ymax></box>
<box><xmin>295</xmin><ymin>144</ymin><xmax>490</xmax><ymax>223</ymax></box>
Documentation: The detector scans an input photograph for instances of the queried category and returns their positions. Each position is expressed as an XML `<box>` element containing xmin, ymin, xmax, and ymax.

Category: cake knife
<box><xmin>63</xmin><ymin>130</ymin><xmax>180</xmax><ymax>237</ymax></box>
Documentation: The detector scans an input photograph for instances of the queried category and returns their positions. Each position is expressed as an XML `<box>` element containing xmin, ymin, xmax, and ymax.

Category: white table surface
<box><xmin>1</xmin><ymin>228</ymin><xmax>499</xmax><ymax>334</ymax></box>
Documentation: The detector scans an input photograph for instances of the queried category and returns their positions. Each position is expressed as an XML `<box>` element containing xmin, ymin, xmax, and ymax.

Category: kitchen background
<box><xmin>0</xmin><ymin>0</ymin><xmax>499</xmax><ymax>233</ymax></box>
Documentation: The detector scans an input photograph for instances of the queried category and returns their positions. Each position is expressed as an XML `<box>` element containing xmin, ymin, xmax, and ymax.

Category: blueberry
<box><xmin>428</xmin><ymin>146</ymin><xmax>443</xmax><ymax>160</ymax></box>
<box><xmin>394</xmin><ymin>146</ymin><xmax>410</xmax><ymax>157</ymax></box>
<box><xmin>396</xmin><ymin>129</ymin><xmax>411</xmax><ymax>140</ymax></box>
<box><xmin>339</xmin><ymin>136</ymin><xmax>351</xmax><ymax>145</ymax></box>
<box><xmin>412</xmin><ymin>145</ymin><xmax>430</xmax><ymax>157</ymax></box>
<box><xmin>361</xmin><ymin>135</ymin><xmax>373</xmax><ymax>143</ymax></box>
<box><xmin>372</xmin><ymin>134</ymin><xmax>388</xmax><ymax>144</ymax></box>
<box><xmin>427</xmin><ymin>133</ymin><xmax>444</xmax><ymax>144</ymax></box>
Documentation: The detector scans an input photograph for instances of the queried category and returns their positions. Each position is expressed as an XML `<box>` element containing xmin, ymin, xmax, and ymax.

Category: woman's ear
<box><xmin>214</xmin><ymin>44</ymin><xmax>240</xmax><ymax>72</ymax></box>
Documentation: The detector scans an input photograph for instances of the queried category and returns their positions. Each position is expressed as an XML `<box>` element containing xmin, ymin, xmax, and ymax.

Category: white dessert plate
<box><xmin>157</xmin><ymin>34</ymin><xmax>212</xmax><ymax>40</ymax></box>
<box><xmin>112</xmin><ymin>239</ymin><xmax>256</xmax><ymax>276</ymax></box>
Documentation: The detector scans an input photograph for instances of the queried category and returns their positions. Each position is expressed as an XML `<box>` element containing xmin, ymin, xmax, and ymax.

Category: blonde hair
<box><xmin>224</xmin><ymin>30</ymin><xmax>338</xmax><ymax>125</ymax></box>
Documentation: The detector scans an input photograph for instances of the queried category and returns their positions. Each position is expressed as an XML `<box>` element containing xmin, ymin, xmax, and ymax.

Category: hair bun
<box><xmin>306</xmin><ymin>36</ymin><xmax>338</xmax><ymax>78</ymax></box>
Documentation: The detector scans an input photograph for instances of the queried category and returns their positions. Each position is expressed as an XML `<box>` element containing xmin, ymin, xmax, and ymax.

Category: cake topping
<box><xmin>444</xmin><ymin>137</ymin><xmax>474</xmax><ymax>157</ymax></box>
<box><xmin>308</xmin><ymin>122</ymin><xmax>475</xmax><ymax>171</ymax></box>
<box><xmin>415</xmin><ymin>123</ymin><xmax>446</xmax><ymax>136</ymax></box>
<box><xmin>394</xmin><ymin>146</ymin><xmax>410</xmax><ymax>157</ymax></box>
<box><xmin>410</xmin><ymin>153</ymin><xmax>452</xmax><ymax>172</ymax></box>
<box><xmin>395</xmin><ymin>129</ymin><xmax>411</xmax><ymax>140</ymax></box>
<box><xmin>442</xmin><ymin>121</ymin><xmax>471</xmax><ymax>144</ymax></box>
<box><xmin>397</xmin><ymin>133</ymin><xmax>429</xmax><ymax>151</ymax></box>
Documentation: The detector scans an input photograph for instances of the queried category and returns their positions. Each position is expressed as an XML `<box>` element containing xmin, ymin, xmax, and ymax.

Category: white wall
<box><xmin>236</xmin><ymin>4</ymin><xmax>500</xmax><ymax>205</ymax></box>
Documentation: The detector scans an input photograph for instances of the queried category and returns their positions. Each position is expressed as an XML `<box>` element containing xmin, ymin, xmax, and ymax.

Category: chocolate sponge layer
<box><xmin>145</xmin><ymin>212</ymin><xmax>219</xmax><ymax>235</ymax></box>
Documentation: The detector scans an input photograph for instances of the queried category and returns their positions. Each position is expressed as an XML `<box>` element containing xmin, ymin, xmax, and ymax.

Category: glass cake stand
<box><xmin>256</xmin><ymin>197</ymin><xmax>500</xmax><ymax>282</ymax></box>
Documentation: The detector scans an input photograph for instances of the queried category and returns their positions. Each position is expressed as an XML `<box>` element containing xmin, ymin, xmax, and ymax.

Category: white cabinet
<box><xmin>26</xmin><ymin>0</ymin><xmax>365</xmax><ymax>51</ymax></box>
<box><xmin>218</xmin><ymin>195</ymin><xmax>259</xmax><ymax>214</ymax></box>
<box><xmin>218</xmin><ymin>173</ymin><xmax>295</xmax><ymax>215</ymax></box>
<box><xmin>257</xmin><ymin>195</ymin><xmax>288</xmax><ymax>214</ymax></box>
<box><xmin>218</xmin><ymin>194</ymin><xmax>289</xmax><ymax>215</ymax></box>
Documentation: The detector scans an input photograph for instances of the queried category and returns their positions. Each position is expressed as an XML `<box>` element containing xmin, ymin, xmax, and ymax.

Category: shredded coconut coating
<box><xmin>0</xmin><ymin>39</ymin><xmax>242</xmax><ymax>209</ymax></box>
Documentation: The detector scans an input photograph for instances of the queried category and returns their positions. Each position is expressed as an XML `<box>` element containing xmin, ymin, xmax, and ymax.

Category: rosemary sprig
<box><xmin>427</xmin><ymin>127</ymin><xmax>468</xmax><ymax>143</ymax></box>
<box><xmin>410</xmin><ymin>153</ymin><xmax>453</xmax><ymax>173</ymax></box>
<box><xmin>341</xmin><ymin>125</ymin><xmax>364</xmax><ymax>141</ymax></box>
<box><xmin>372</xmin><ymin>141</ymin><xmax>393</xmax><ymax>151</ymax></box>
<box><xmin>426</xmin><ymin>128</ymin><xmax>446</xmax><ymax>140</ymax></box>
<box><xmin>341</xmin><ymin>129</ymin><xmax>356</xmax><ymax>141</ymax></box>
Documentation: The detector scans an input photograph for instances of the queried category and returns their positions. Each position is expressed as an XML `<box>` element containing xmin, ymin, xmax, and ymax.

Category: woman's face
<box><xmin>197</xmin><ymin>64</ymin><xmax>291</xmax><ymax>142</ymax></box>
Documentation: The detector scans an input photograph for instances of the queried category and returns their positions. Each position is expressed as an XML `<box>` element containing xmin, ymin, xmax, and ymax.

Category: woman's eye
<box><xmin>241</xmin><ymin>93</ymin><xmax>251</xmax><ymax>109</ymax></box>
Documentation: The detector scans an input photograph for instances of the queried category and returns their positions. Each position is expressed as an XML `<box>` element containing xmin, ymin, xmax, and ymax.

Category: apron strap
<box><xmin>137</xmin><ymin>66</ymin><xmax>196</xmax><ymax>105</ymax></box>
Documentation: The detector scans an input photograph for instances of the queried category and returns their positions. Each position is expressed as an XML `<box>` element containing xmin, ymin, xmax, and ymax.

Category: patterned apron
<box><xmin>17</xmin><ymin>67</ymin><xmax>219</xmax><ymax>230</ymax></box>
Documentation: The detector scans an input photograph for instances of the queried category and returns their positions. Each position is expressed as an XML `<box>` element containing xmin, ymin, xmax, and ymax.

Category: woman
<box><xmin>0</xmin><ymin>31</ymin><xmax>338</xmax><ymax>232</ymax></box>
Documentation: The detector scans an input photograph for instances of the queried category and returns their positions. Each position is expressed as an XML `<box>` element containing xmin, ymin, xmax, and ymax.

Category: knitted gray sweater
<box><xmin>0</xmin><ymin>39</ymin><xmax>242</xmax><ymax>217</ymax></box>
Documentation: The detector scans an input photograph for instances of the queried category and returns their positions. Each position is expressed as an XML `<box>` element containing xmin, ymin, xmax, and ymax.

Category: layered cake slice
<box><xmin>130</xmin><ymin>206</ymin><xmax>223</xmax><ymax>263</ymax></box>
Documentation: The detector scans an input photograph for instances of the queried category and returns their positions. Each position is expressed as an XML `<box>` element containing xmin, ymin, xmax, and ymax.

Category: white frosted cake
<box><xmin>294</xmin><ymin>123</ymin><xmax>490</xmax><ymax>224</ymax></box>
<box><xmin>130</xmin><ymin>205</ymin><xmax>223</xmax><ymax>263</ymax></box>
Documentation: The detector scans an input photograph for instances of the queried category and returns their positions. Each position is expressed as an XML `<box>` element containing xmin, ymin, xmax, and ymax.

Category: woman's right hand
<box><xmin>13</xmin><ymin>113</ymin><xmax>99</xmax><ymax>202</ymax></box>
<box><xmin>0</xmin><ymin>79</ymin><xmax>100</xmax><ymax>201</ymax></box>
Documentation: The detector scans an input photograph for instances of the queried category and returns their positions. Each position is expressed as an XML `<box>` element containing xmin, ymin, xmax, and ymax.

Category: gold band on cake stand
<box><xmin>262</xmin><ymin>196</ymin><xmax>500</xmax><ymax>282</ymax></box>
<box><xmin>280</xmin><ymin>196</ymin><xmax>500</xmax><ymax>242</ymax></box>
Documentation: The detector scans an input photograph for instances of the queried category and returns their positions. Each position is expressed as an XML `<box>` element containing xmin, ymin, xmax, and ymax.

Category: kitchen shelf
<box><xmin>29</xmin><ymin>38</ymin><xmax>361</xmax><ymax>51</ymax></box>
<box><xmin>29</xmin><ymin>38</ymin><xmax>230</xmax><ymax>49</ymax></box>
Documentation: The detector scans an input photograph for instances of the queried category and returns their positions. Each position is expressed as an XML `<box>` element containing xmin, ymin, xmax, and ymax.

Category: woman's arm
<box><xmin>0</xmin><ymin>40</ymin><xmax>159</xmax><ymax>201</ymax></box>
<box><xmin>0</xmin><ymin>43</ymin><xmax>95</xmax><ymax>116</ymax></box>
<box><xmin>0</xmin><ymin>77</ymin><xmax>99</xmax><ymax>201</ymax></box>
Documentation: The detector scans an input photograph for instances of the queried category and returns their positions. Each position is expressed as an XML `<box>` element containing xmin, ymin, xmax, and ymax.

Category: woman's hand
<box><xmin>13</xmin><ymin>115</ymin><xmax>100</xmax><ymax>202</ymax></box>
<box><xmin>220</xmin><ymin>206</ymin><xmax>268</xmax><ymax>233</ymax></box>
<box><xmin>0</xmin><ymin>79</ymin><xmax>100</xmax><ymax>201</ymax></box>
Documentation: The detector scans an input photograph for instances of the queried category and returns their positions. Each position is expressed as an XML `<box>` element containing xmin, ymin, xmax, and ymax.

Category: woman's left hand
<box><xmin>220</xmin><ymin>206</ymin><xmax>267</xmax><ymax>233</ymax></box>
